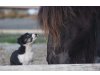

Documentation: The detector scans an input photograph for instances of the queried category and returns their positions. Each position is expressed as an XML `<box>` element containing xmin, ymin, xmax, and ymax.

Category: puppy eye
<box><xmin>27</xmin><ymin>35</ymin><xmax>30</xmax><ymax>38</ymax></box>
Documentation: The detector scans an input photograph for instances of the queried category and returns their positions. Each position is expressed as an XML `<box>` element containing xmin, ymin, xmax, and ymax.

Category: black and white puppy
<box><xmin>10</xmin><ymin>33</ymin><xmax>37</xmax><ymax>65</ymax></box>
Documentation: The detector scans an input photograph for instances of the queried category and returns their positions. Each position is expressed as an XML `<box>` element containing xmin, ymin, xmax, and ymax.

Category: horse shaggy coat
<box><xmin>38</xmin><ymin>6</ymin><xmax>100</xmax><ymax>64</ymax></box>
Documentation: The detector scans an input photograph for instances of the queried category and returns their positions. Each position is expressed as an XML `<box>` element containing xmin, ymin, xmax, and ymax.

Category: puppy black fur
<box><xmin>10</xmin><ymin>33</ymin><xmax>37</xmax><ymax>65</ymax></box>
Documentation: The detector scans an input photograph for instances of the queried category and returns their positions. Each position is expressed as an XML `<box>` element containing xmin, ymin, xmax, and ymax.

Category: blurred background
<box><xmin>0</xmin><ymin>7</ymin><xmax>47</xmax><ymax>65</ymax></box>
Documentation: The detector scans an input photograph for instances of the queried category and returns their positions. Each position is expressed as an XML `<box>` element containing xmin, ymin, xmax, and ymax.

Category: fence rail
<box><xmin>0</xmin><ymin>64</ymin><xmax>100</xmax><ymax>71</ymax></box>
<box><xmin>0</xmin><ymin>29</ymin><xmax>44</xmax><ymax>34</ymax></box>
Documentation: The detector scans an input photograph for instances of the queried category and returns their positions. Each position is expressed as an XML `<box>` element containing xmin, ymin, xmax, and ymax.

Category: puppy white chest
<box><xmin>18</xmin><ymin>46</ymin><xmax>34</xmax><ymax>65</ymax></box>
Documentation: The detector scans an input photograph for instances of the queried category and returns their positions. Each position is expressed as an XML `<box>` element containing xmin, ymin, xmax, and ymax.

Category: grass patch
<box><xmin>0</xmin><ymin>33</ymin><xmax>47</xmax><ymax>44</ymax></box>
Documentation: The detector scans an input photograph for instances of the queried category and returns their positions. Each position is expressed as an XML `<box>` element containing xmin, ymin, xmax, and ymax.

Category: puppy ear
<box><xmin>17</xmin><ymin>37</ymin><xmax>22</xmax><ymax>45</ymax></box>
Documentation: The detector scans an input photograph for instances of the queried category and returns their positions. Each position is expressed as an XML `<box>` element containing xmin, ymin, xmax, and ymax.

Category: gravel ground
<box><xmin>0</xmin><ymin>43</ymin><xmax>100</xmax><ymax>66</ymax></box>
<box><xmin>0</xmin><ymin>43</ymin><xmax>47</xmax><ymax>65</ymax></box>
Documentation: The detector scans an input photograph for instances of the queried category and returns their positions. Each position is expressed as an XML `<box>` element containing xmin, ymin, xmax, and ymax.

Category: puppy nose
<box><xmin>35</xmin><ymin>34</ymin><xmax>37</xmax><ymax>37</ymax></box>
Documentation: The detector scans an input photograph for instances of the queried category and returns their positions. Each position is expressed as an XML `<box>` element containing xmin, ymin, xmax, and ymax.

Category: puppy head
<box><xmin>17</xmin><ymin>33</ymin><xmax>37</xmax><ymax>45</ymax></box>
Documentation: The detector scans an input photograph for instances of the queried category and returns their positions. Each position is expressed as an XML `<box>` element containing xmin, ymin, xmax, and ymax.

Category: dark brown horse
<box><xmin>38</xmin><ymin>6</ymin><xmax>100</xmax><ymax>64</ymax></box>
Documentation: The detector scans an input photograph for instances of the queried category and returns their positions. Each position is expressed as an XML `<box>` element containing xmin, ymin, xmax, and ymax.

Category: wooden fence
<box><xmin>0</xmin><ymin>29</ymin><xmax>44</xmax><ymax>34</ymax></box>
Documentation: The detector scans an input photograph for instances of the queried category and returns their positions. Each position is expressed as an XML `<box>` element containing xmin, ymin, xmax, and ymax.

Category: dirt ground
<box><xmin>0</xmin><ymin>43</ymin><xmax>47</xmax><ymax>65</ymax></box>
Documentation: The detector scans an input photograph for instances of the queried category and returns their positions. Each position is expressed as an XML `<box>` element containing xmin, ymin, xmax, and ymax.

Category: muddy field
<box><xmin>0</xmin><ymin>43</ymin><xmax>47</xmax><ymax>65</ymax></box>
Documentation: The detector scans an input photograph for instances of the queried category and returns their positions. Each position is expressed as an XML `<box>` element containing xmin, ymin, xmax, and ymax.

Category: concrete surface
<box><xmin>0</xmin><ymin>64</ymin><xmax>100</xmax><ymax>71</ymax></box>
